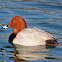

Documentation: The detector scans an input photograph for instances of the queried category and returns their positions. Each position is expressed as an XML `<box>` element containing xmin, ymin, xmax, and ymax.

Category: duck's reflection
<box><xmin>10</xmin><ymin>44</ymin><xmax>52</xmax><ymax>61</ymax></box>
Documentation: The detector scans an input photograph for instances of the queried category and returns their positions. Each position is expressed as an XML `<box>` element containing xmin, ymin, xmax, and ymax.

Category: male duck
<box><xmin>2</xmin><ymin>16</ymin><xmax>59</xmax><ymax>46</ymax></box>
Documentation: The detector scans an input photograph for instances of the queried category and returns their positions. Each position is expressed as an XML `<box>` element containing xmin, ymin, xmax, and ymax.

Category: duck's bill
<box><xmin>1</xmin><ymin>24</ymin><xmax>11</xmax><ymax>29</ymax></box>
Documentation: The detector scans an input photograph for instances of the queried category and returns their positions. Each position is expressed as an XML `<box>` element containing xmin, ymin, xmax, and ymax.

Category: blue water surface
<box><xmin>0</xmin><ymin>0</ymin><xmax>62</xmax><ymax>62</ymax></box>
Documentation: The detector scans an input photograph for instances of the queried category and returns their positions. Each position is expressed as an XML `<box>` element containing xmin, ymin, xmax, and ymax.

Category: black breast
<box><xmin>8</xmin><ymin>33</ymin><xmax>16</xmax><ymax>44</ymax></box>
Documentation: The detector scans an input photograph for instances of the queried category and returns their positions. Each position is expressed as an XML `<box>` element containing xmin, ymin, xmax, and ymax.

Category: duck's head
<box><xmin>2</xmin><ymin>16</ymin><xmax>27</xmax><ymax>34</ymax></box>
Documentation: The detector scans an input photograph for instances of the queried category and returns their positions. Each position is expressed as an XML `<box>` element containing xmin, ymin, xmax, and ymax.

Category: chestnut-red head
<box><xmin>10</xmin><ymin>16</ymin><xmax>27</xmax><ymax>34</ymax></box>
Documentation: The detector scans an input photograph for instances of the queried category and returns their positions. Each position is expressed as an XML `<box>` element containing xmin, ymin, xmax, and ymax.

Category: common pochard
<box><xmin>2</xmin><ymin>16</ymin><xmax>59</xmax><ymax>46</ymax></box>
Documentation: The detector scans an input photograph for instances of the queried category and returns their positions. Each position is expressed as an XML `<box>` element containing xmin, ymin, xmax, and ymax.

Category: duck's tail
<box><xmin>45</xmin><ymin>39</ymin><xmax>62</xmax><ymax>48</ymax></box>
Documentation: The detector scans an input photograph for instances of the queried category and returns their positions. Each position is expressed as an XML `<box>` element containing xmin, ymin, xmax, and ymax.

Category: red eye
<box><xmin>12</xmin><ymin>20</ymin><xmax>15</xmax><ymax>23</ymax></box>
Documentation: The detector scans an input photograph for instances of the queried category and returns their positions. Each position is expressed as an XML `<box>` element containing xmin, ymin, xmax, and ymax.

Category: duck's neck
<box><xmin>14</xmin><ymin>27</ymin><xmax>27</xmax><ymax>34</ymax></box>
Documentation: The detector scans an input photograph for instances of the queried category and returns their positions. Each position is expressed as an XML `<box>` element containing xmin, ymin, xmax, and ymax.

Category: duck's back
<box><xmin>13</xmin><ymin>28</ymin><xmax>56</xmax><ymax>46</ymax></box>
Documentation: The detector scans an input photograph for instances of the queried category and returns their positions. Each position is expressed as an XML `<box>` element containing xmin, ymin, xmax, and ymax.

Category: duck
<box><xmin>2</xmin><ymin>16</ymin><xmax>59</xmax><ymax>46</ymax></box>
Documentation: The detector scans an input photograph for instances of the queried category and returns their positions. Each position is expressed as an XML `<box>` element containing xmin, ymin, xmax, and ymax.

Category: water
<box><xmin>0</xmin><ymin>0</ymin><xmax>62</xmax><ymax>62</ymax></box>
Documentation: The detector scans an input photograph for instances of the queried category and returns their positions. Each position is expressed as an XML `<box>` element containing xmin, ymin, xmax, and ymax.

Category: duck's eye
<box><xmin>12</xmin><ymin>20</ymin><xmax>15</xmax><ymax>23</ymax></box>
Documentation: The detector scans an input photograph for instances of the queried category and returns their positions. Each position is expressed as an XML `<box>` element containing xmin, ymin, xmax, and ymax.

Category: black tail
<box><xmin>45</xmin><ymin>39</ymin><xmax>62</xmax><ymax>48</ymax></box>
